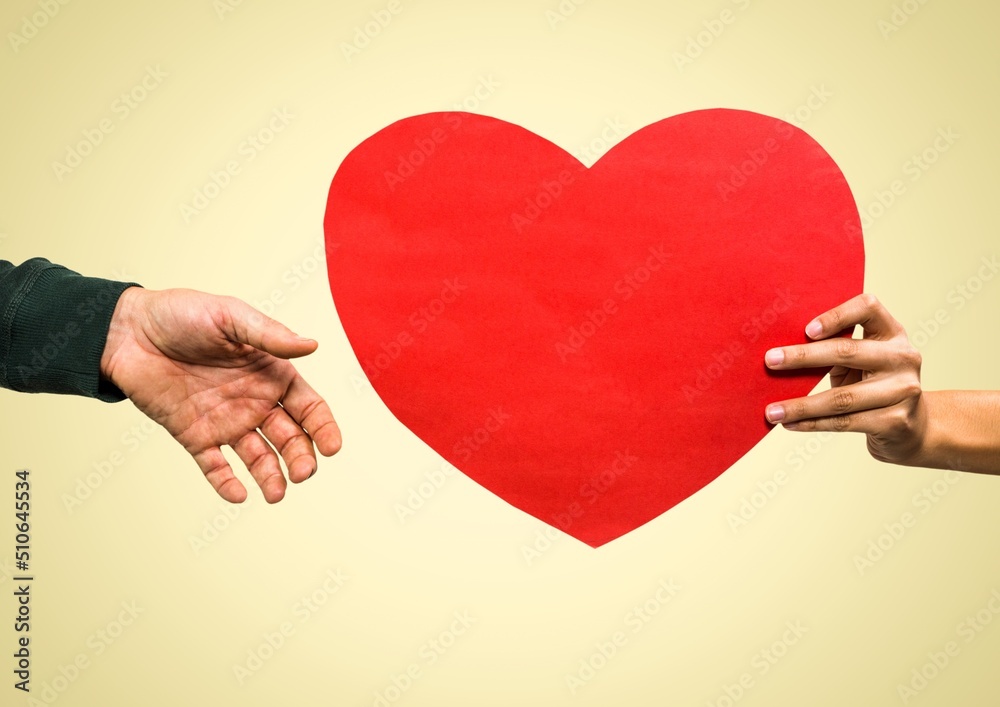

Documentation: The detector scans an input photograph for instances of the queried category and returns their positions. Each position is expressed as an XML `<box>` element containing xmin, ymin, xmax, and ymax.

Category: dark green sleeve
<box><xmin>0</xmin><ymin>258</ymin><xmax>141</xmax><ymax>402</ymax></box>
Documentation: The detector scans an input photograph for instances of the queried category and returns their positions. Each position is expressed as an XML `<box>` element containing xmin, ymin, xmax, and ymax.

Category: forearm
<box><xmin>903</xmin><ymin>391</ymin><xmax>1000</xmax><ymax>474</ymax></box>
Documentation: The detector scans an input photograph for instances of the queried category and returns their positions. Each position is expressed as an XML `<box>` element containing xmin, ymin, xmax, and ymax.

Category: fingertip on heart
<box><xmin>764</xmin><ymin>349</ymin><xmax>785</xmax><ymax>367</ymax></box>
<box><xmin>805</xmin><ymin>320</ymin><xmax>824</xmax><ymax>339</ymax></box>
<box><xmin>765</xmin><ymin>404</ymin><xmax>785</xmax><ymax>423</ymax></box>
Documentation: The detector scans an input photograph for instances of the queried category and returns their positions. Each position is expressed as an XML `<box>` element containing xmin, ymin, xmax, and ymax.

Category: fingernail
<box><xmin>765</xmin><ymin>349</ymin><xmax>784</xmax><ymax>367</ymax></box>
<box><xmin>766</xmin><ymin>404</ymin><xmax>785</xmax><ymax>423</ymax></box>
<box><xmin>805</xmin><ymin>320</ymin><xmax>823</xmax><ymax>339</ymax></box>
<box><xmin>297</xmin><ymin>336</ymin><xmax>317</xmax><ymax>344</ymax></box>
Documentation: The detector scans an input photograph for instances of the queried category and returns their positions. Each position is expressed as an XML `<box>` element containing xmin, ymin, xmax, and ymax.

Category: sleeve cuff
<box><xmin>1</xmin><ymin>259</ymin><xmax>141</xmax><ymax>402</ymax></box>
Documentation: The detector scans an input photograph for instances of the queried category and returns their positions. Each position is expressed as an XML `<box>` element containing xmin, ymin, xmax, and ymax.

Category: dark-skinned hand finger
<box><xmin>780</xmin><ymin>406</ymin><xmax>911</xmax><ymax>436</ymax></box>
<box><xmin>804</xmin><ymin>293</ymin><xmax>906</xmax><ymax>342</ymax></box>
<box><xmin>765</xmin><ymin>376</ymin><xmax>921</xmax><ymax>424</ymax></box>
<box><xmin>765</xmin><ymin>337</ymin><xmax>919</xmax><ymax>373</ymax></box>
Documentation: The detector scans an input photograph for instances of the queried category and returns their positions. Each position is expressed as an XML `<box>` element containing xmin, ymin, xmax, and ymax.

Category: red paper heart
<box><xmin>324</xmin><ymin>109</ymin><xmax>864</xmax><ymax>547</ymax></box>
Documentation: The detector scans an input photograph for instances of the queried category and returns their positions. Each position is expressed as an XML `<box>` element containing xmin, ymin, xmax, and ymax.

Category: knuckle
<box><xmin>886</xmin><ymin>408</ymin><xmax>913</xmax><ymax>436</ymax></box>
<box><xmin>831</xmin><ymin>414</ymin><xmax>853</xmax><ymax>432</ymax></box>
<box><xmin>278</xmin><ymin>434</ymin><xmax>304</xmax><ymax>457</ymax></box>
<box><xmin>901</xmin><ymin>345</ymin><xmax>922</xmax><ymax>369</ymax></box>
<box><xmin>835</xmin><ymin>337</ymin><xmax>860</xmax><ymax>359</ymax></box>
<box><xmin>901</xmin><ymin>379</ymin><xmax>923</xmax><ymax>400</ymax></box>
<box><xmin>788</xmin><ymin>400</ymin><xmax>809</xmax><ymax>420</ymax></box>
<box><xmin>860</xmin><ymin>293</ymin><xmax>880</xmax><ymax>310</ymax></box>
<box><xmin>824</xmin><ymin>308</ymin><xmax>844</xmax><ymax>332</ymax></box>
<box><xmin>889</xmin><ymin>344</ymin><xmax>921</xmax><ymax>370</ymax></box>
<box><xmin>832</xmin><ymin>389</ymin><xmax>855</xmax><ymax>413</ymax></box>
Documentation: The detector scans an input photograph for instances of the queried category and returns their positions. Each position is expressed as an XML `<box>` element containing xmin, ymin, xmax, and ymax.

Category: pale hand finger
<box><xmin>260</xmin><ymin>406</ymin><xmax>318</xmax><ymax>484</ymax></box>
<box><xmin>193</xmin><ymin>446</ymin><xmax>248</xmax><ymax>503</ymax></box>
<box><xmin>232</xmin><ymin>429</ymin><xmax>287</xmax><ymax>503</ymax></box>
<box><xmin>804</xmin><ymin>293</ymin><xmax>906</xmax><ymax>342</ymax></box>
<box><xmin>223</xmin><ymin>297</ymin><xmax>319</xmax><ymax>360</ymax></box>
<box><xmin>281</xmin><ymin>374</ymin><xmax>342</xmax><ymax>457</ymax></box>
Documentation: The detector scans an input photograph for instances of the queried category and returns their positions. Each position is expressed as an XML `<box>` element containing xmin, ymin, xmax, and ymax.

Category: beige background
<box><xmin>2</xmin><ymin>0</ymin><xmax>999</xmax><ymax>705</ymax></box>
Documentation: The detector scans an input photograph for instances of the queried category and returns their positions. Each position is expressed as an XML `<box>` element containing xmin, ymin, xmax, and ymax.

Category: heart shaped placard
<box><xmin>324</xmin><ymin>109</ymin><xmax>864</xmax><ymax>547</ymax></box>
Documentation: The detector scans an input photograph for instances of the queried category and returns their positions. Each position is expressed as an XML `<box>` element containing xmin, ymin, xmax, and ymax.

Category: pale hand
<box><xmin>100</xmin><ymin>287</ymin><xmax>342</xmax><ymax>503</ymax></box>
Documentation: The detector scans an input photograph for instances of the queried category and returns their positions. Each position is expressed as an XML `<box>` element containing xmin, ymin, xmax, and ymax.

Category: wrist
<box><xmin>100</xmin><ymin>286</ymin><xmax>145</xmax><ymax>391</ymax></box>
<box><xmin>890</xmin><ymin>393</ymin><xmax>936</xmax><ymax>467</ymax></box>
